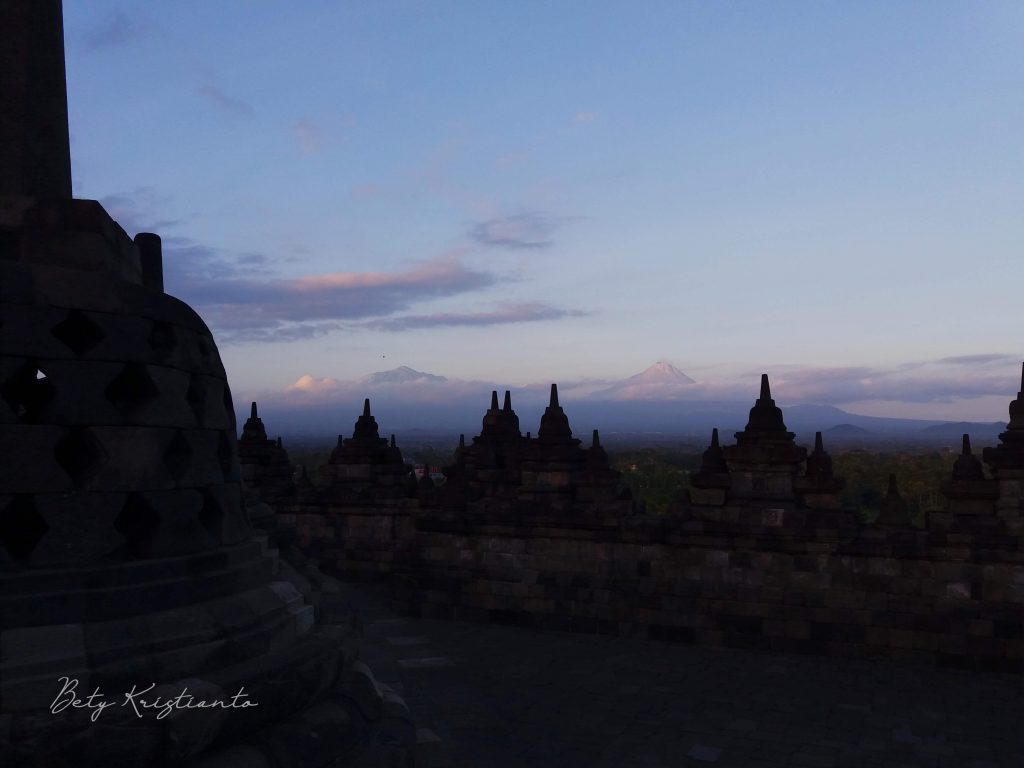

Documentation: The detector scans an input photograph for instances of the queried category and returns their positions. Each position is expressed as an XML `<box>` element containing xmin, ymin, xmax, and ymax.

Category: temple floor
<box><xmin>325</xmin><ymin>583</ymin><xmax>1023</xmax><ymax>768</ymax></box>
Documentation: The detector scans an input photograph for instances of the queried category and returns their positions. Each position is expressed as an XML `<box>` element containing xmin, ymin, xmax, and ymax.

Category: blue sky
<box><xmin>62</xmin><ymin>2</ymin><xmax>1023</xmax><ymax>420</ymax></box>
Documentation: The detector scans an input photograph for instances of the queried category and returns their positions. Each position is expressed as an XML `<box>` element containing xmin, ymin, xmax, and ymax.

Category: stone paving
<box><xmin>332</xmin><ymin>584</ymin><xmax>1024</xmax><ymax>768</ymax></box>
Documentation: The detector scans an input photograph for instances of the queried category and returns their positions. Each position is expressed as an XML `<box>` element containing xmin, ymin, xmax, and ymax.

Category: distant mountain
<box><xmin>360</xmin><ymin>366</ymin><xmax>447</xmax><ymax>385</ymax></box>
<box><xmin>592</xmin><ymin>362</ymin><xmax>696</xmax><ymax>400</ymax></box>
<box><xmin>917</xmin><ymin>421</ymin><xmax>1003</xmax><ymax>440</ymax></box>
<box><xmin>824</xmin><ymin>423</ymin><xmax>872</xmax><ymax>437</ymax></box>
<box><xmin>256</xmin><ymin>365</ymin><xmax>1007</xmax><ymax>446</ymax></box>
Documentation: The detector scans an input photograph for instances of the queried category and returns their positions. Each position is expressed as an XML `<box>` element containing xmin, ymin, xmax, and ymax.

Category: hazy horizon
<box><xmin>62</xmin><ymin>2</ymin><xmax>1023</xmax><ymax>421</ymax></box>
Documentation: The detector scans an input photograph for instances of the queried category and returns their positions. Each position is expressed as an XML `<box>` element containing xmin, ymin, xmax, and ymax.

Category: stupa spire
<box><xmin>739</xmin><ymin>373</ymin><xmax>789</xmax><ymax>435</ymax></box>
<box><xmin>538</xmin><ymin>383</ymin><xmax>573</xmax><ymax>443</ymax></box>
<box><xmin>351</xmin><ymin>398</ymin><xmax>381</xmax><ymax>440</ymax></box>
<box><xmin>240</xmin><ymin>399</ymin><xmax>267</xmax><ymax>442</ymax></box>
<box><xmin>983</xmin><ymin>361</ymin><xmax>1024</xmax><ymax>471</ymax></box>
<box><xmin>490</xmin><ymin>390</ymin><xmax>499</xmax><ymax>410</ymax></box>
<box><xmin>801</xmin><ymin>430</ymin><xmax>842</xmax><ymax>492</ymax></box>
<box><xmin>950</xmin><ymin>433</ymin><xmax>985</xmax><ymax>482</ymax></box>
<box><xmin>503</xmin><ymin>390</ymin><xmax>512</xmax><ymax>411</ymax></box>
<box><xmin>592</xmin><ymin>429</ymin><xmax>600</xmax><ymax>448</ymax></box>
<box><xmin>0</xmin><ymin>0</ymin><xmax>72</xmax><ymax>198</ymax></box>
<box><xmin>701</xmin><ymin>428</ymin><xmax>727</xmax><ymax>473</ymax></box>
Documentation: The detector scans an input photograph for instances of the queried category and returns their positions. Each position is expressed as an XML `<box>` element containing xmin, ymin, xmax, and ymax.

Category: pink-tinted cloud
<box><xmin>173</xmin><ymin>254</ymin><xmax>498</xmax><ymax>341</ymax></box>
<box><xmin>286</xmin><ymin>374</ymin><xmax>342</xmax><ymax>394</ymax></box>
<box><xmin>98</xmin><ymin>188</ymin><xmax>588</xmax><ymax>344</ymax></box>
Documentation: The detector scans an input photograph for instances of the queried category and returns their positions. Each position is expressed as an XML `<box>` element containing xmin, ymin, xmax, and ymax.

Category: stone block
<box><xmin>1</xmin><ymin>626</ymin><xmax>87</xmax><ymax>679</ymax></box>
<box><xmin>337</xmin><ymin>661</ymin><xmax>383</xmax><ymax>721</ymax></box>
<box><xmin>0</xmin><ymin>424</ymin><xmax>74</xmax><ymax>492</ymax></box>
<box><xmin>32</xmin><ymin>491</ymin><xmax>126</xmax><ymax>565</ymax></box>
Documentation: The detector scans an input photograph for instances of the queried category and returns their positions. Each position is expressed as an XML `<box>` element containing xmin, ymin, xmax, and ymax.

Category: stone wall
<box><xmin>391</xmin><ymin>505</ymin><xmax>1023</xmax><ymax>672</ymax></box>
<box><xmin>285</xmin><ymin>502</ymin><xmax>417</xmax><ymax>582</ymax></box>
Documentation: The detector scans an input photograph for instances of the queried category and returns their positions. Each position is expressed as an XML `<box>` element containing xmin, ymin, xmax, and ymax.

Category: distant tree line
<box><xmin>609</xmin><ymin>447</ymin><xmax>957</xmax><ymax>523</ymax></box>
<box><xmin>282</xmin><ymin>439</ymin><xmax>958</xmax><ymax>524</ymax></box>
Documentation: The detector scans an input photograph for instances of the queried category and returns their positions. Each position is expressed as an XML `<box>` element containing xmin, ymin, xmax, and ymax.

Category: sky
<box><xmin>61</xmin><ymin>1</ymin><xmax>1023</xmax><ymax>421</ymax></box>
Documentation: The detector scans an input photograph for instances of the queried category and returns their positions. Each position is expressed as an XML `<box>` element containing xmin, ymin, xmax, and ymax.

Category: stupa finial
<box><xmin>0</xmin><ymin>0</ymin><xmax>72</xmax><ymax>198</ymax></box>
<box><xmin>550</xmin><ymin>383</ymin><xmax>559</xmax><ymax>408</ymax></box>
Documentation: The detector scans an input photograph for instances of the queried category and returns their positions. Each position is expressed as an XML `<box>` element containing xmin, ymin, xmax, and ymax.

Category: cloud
<box><xmin>198</xmin><ymin>85</ymin><xmax>254</xmax><ymax>118</ymax></box>
<box><xmin>574</xmin><ymin>111</ymin><xmax>599</xmax><ymax>124</ymax></box>
<box><xmin>99</xmin><ymin>189</ymin><xmax>181</xmax><ymax>234</ymax></box>
<box><xmin>97</xmin><ymin>189</ymin><xmax>587</xmax><ymax>343</ymax></box>
<box><xmin>469</xmin><ymin>212</ymin><xmax>564</xmax><ymax>250</ymax></box>
<box><xmin>286</xmin><ymin>374</ymin><xmax>342</xmax><ymax>395</ymax></box>
<box><xmin>293</xmin><ymin>120</ymin><xmax>323</xmax><ymax>154</ymax></box>
<box><xmin>366</xmin><ymin>302</ymin><xmax>588</xmax><ymax>331</ymax></box>
<box><xmin>82</xmin><ymin>10</ymin><xmax>140</xmax><ymax>52</ymax></box>
<box><xmin>719</xmin><ymin>357</ymin><xmax>1022</xmax><ymax>406</ymax></box>
<box><xmin>935</xmin><ymin>353</ymin><xmax>1018</xmax><ymax>366</ymax></box>
<box><xmin>163</xmin><ymin>245</ymin><xmax>501</xmax><ymax>342</ymax></box>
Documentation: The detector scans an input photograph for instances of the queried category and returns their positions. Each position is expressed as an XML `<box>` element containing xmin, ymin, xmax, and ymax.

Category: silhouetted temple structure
<box><xmin>982</xmin><ymin>363</ymin><xmax>1024</xmax><ymax>514</ymax></box>
<box><xmin>279</xmin><ymin>371</ymin><xmax>1022</xmax><ymax>673</ymax></box>
<box><xmin>0</xmin><ymin>3</ymin><xmax>416</xmax><ymax>765</ymax></box>
<box><xmin>319</xmin><ymin>399</ymin><xmax>417</xmax><ymax>503</ymax></box>
<box><xmin>237</xmin><ymin>401</ymin><xmax>296</xmax><ymax>504</ymax></box>
<box><xmin>436</xmin><ymin>386</ymin><xmax>633</xmax><ymax>516</ymax></box>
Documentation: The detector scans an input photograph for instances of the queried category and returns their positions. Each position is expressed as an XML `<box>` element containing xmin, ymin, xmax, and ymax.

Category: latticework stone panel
<box><xmin>0</xmin><ymin>263</ymin><xmax>249</xmax><ymax>573</ymax></box>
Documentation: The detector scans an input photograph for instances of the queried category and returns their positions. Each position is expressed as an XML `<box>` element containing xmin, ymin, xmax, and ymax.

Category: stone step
<box><xmin>0</xmin><ymin>580</ymin><xmax>317</xmax><ymax>686</ymax></box>
<box><xmin>0</xmin><ymin>552</ymin><xmax>276</xmax><ymax>629</ymax></box>
<box><xmin>415</xmin><ymin>727</ymin><xmax>453</xmax><ymax>768</ymax></box>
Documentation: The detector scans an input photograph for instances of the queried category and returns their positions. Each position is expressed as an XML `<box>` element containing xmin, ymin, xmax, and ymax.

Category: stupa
<box><xmin>983</xmin><ymin>363</ymin><xmax>1024</xmax><ymax>517</ymax></box>
<box><xmin>0</xmin><ymin>4</ymin><xmax>409</xmax><ymax>764</ymax></box>
<box><xmin>318</xmin><ymin>399</ymin><xmax>416</xmax><ymax>502</ymax></box>
<box><xmin>237</xmin><ymin>401</ymin><xmax>297</xmax><ymax>504</ymax></box>
<box><xmin>721</xmin><ymin>374</ymin><xmax>808</xmax><ymax>502</ymax></box>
